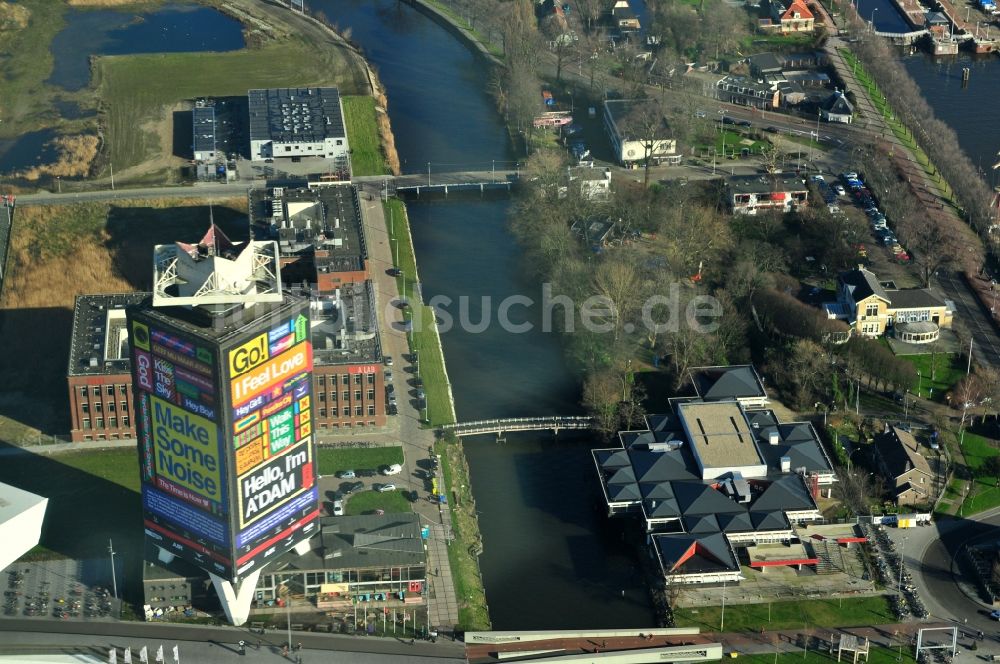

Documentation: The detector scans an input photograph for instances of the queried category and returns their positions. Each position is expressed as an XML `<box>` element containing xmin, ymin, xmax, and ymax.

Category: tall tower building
<box><xmin>126</xmin><ymin>225</ymin><xmax>318</xmax><ymax>625</ymax></box>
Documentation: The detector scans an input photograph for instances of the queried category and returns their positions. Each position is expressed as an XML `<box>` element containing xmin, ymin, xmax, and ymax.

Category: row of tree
<box><xmin>844</xmin><ymin>11</ymin><xmax>995</xmax><ymax>264</ymax></box>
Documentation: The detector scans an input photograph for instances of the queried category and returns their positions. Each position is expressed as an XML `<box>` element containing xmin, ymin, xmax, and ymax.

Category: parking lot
<box><xmin>3</xmin><ymin>558</ymin><xmax>121</xmax><ymax>622</ymax></box>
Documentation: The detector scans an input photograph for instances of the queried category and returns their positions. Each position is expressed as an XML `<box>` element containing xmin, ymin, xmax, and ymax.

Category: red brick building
<box><xmin>67</xmin><ymin>293</ymin><xmax>148</xmax><ymax>442</ymax></box>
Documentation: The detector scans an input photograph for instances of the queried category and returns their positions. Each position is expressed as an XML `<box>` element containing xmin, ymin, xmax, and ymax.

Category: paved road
<box><xmin>0</xmin><ymin>624</ymin><xmax>463</xmax><ymax>662</ymax></box>
<box><xmin>934</xmin><ymin>270</ymin><xmax>1000</xmax><ymax>368</ymax></box>
<box><xmin>900</xmin><ymin>509</ymin><xmax>1000</xmax><ymax>634</ymax></box>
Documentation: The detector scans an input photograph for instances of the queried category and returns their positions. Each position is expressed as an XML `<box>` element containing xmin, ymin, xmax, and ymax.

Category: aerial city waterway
<box><xmin>307</xmin><ymin>0</ymin><xmax>659</xmax><ymax>629</ymax></box>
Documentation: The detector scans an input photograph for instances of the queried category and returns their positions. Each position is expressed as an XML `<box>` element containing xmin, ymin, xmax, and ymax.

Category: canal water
<box><xmin>48</xmin><ymin>3</ymin><xmax>244</xmax><ymax>91</ymax></box>
<box><xmin>310</xmin><ymin>0</ymin><xmax>657</xmax><ymax>628</ymax></box>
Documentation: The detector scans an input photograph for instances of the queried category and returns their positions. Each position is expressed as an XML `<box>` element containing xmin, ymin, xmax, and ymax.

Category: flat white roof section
<box><xmin>0</xmin><ymin>481</ymin><xmax>48</xmax><ymax>571</ymax></box>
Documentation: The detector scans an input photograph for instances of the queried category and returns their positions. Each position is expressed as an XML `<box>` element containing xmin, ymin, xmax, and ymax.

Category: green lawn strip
<box><xmin>95</xmin><ymin>40</ymin><xmax>368</xmax><ymax>171</ymax></box>
<box><xmin>344</xmin><ymin>489</ymin><xmax>412</xmax><ymax>515</ymax></box>
<box><xmin>780</xmin><ymin>133</ymin><xmax>828</xmax><ymax>152</ymax></box>
<box><xmin>435</xmin><ymin>436</ymin><xmax>490</xmax><ymax>630</ymax></box>
<box><xmin>715</xmin><ymin>130</ymin><xmax>769</xmax><ymax>156</ymax></box>
<box><xmin>317</xmin><ymin>446</ymin><xmax>404</xmax><ymax>476</ymax></box>
<box><xmin>899</xmin><ymin>353</ymin><xmax>962</xmax><ymax>401</ymax></box>
<box><xmin>837</xmin><ymin>50</ymin><xmax>955</xmax><ymax>202</ymax></box>
<box><xmin>342</xmin><ymin>96</ymin><xmax>389</xmax><ymax>176</ymax></box>
<box><xmin>673</xmin><ymin>595</ymin><xmax>893</xmax><ymax>632</ymax></box>
<box><xmin>958</xmin><ymin>431</ymin><xmax>1000</xmax><ymax>514</ymax></box>
<box><xmin>418</xmin><ymin>0</ymin><xmax>504</xmax><ymax>59</ymax></box>
<box><xmin>0</xmin><ymin>0</ymin><xmax>68</xmax><ymax>137</ymax></box>
<box><xmin>740</xmin><ymin>647</ymin><xmax>916</xmax><ymax>664</ymax></box>
<box><xmin>383</xmin><ymin>199</ymin><xmax>455</xmax><ymax>428</ymax></box>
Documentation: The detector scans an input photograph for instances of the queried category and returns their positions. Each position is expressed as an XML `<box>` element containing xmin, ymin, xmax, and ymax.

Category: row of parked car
<box><xmin>811</xmin><ymin>171</ymin><xmax>910</xmax><ymax>262</ymax></box>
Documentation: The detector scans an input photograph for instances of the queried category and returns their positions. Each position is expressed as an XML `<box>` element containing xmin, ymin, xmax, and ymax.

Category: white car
<box><xmin>332</xmin><ymin>500</ymin><xmax>344</xmax><ymax>516</ymax></box>
<box><xmin>375</xmin><ymin>483</ymin><xmax>396</xmax><ymax>493</ymax></box>
<box><xmin>381</xmin><ymin>463</ymin><xmax>403</xmax><ymax>476</ymax></box>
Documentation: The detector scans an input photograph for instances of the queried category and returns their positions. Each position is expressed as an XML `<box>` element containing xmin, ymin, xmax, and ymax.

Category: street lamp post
<box><xmin>107</xmin><ymin>539</ymin><xmax>118</xmax><ymax>600</ymax></box>
<box><xmin>721</xmin><ymin>581</ymin><xmax>727</xmax><ymax>631</ymax></box>
<box><xmin>870</xmin><ymin>8</ymin><xmax>878</xmax><ymax>32</ymax></box>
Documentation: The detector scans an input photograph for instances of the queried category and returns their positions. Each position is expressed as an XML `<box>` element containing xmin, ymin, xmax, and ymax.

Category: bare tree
<box><xmin>898</xmin><ymin>212</ymin><xmax>961</xmax><ymax>287</ymax></box>
<box><xmin>583</xmin><ymin>368</ymin><xmax>623</xmax><ymax>438</ymax></box>
<box><xmin>620</xmin><ymin>99</ymin><xmax>670</xmax><ymax>187</ymax></box>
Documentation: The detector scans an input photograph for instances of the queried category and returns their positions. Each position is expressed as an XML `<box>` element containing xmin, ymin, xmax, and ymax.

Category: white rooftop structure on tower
<box><xmin>151</xmin><ymin>224</ymin><xmax>282</xmax><ymax>307</ymax></box>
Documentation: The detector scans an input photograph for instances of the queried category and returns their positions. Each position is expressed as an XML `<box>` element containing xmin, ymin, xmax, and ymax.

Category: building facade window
<box><xmin>354</xmin><ymin>406</ymin><xmax>363</xmax><ymax>416</ymax></box>
<box><xmin>367</xmin><ymin>373</ymin><xmax>375</xmax><ymax>384</ymax></box>
<box><xmin>109</xmin><ymin>417</ymin><xmax>117</xmax><ymax>428</ymax></box>
<box><xmin>341</xmin><ymin>374</ymin><xmax>349</xmax><ymax>385</ymax></box>
<box><xmin>354</xmin><ymin>374</ymin><xmax>362</xmax><ymax>385</ymax></box>
<box><xmin>318</xmin><ymin>375</ymin><xmax>326</xmax><ymax>386</ymax></box>
<box><xmin>865</xmin><ymin>303</ymin><xmax>879</xmax><ymax>317</ymax></box>
<box><xmin>354</xmin><ymin>390</ymin><xmax>361</xmax><ymax>401</ymax></box>
<box><xmin>318</xmin><ymin>392</ymin><xmax>326</xmax><ymax>402</ymax></box>
<box><xmin>122</xmin><ymin>416</ymin><xmax>130</xmax><ymax>427</ymax></box>
<box><xmin>120</xmin><ymin>385</ymin><xmax>128</xmax><ymax>395</ymax></box>
<box><xmin>367</xmin><ymin>389</ymin><xmax>375</xmax><ymax>400</ymax></box>
<box><xmin>319</xmin><ymin>408</ymin><xmax>327</xmax><ymax>418</ymax></box>
<box><xmin>342</xmin><ymin>390</ymin><xmax>349</xmax><ymax>402</ymax></box>
<box><xmin>343</xmin><ymin>406</ymin><xmax>350</xmax><ymax>417</ymax></box>
<box><xmin>96</xmin><ymin>417</ymin><xmax>104</xmax><ymax>429</ymax></box>
<box><xmin>83</xmin><ymin>418</ymin><xmax>91</xmax><ymax>430</ymax></box>
<box><xmin>121</xmin><ymin>401</ymin><xmax>128</xmax><ymax>413</ymax></box>
<box><xmin>92</xmin><ymin>386</ymin><xmax>100</xmax><ymax>397</ymax></box>
<box><xmin>82</xmin><ymin>403</ymin><xmax>89</xmax><ymax>414</ymax></box>
<box><xmin>367</xmin><ymin>405</ymin><xmax>376</xmax><ymax>416</ymax></box>
<box><xmin>108</xmin><ymin>401</ymin><xmax>115</xmax><ymax>412</ymax></box>
<box><xmin>95</xmin><ymin>402</ymin><xmax>103</xmax><ymax>413</ymax></box>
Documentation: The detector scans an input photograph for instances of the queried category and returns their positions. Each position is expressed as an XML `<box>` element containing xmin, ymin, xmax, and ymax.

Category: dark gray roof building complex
<box><xmin>593</xmin><ymin>367</ymin><xmax>837</xmax><ymax>584</ymax></box>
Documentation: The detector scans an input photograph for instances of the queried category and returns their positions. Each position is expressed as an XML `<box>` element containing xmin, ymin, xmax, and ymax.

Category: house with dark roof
<box><xmin>253</xmin><ymin>513</ymin><xmax>427</xmax><ymax>612</ymax></box>
<box><xmin>592</xmin><ymin>381</ymin><xmax>836</xmax><ymax>585</ymax></box>
<box><xmin>874</xmin><ymin>426</ymin><xmax>933</xmax><ymax>507</ymax></box>
<box><xmin>824</xmin><ymin>266</ymin><xmax>954</xmax><ymax>339</ymax></box>
<box><xmin>727</xmin><ymin>174</ymin><xmax>809</xmax><ymax>215</ymax></box>
<box><xmin>820</xmin><ymin>91</ymin><xmax>854</xmax><ymax>124</ymax></box>
<box><xmin>689</xmin><ymin>365</ymin><xmax>769</xmax><ymax>409</ymax></box>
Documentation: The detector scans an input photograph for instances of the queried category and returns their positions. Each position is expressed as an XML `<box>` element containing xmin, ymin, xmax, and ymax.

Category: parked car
<box><xmin>332</xmin><ymin>500</ymin><xmax>344</xmax><ymax>516</ymax></box>
<box><xmin>343</xmin><ymin>481</ymin><xmax>364</xmax><ymax>494</ymax></box>
<box><xmin>990</xmin><ymin>609</ymin><xmax>1000</xmax><ymax>620</ymax></box>
<box><xmin>841</xmin><ymin>171</ymin><xmax>859</xmax><ymax>180</ymax></box>
<box><xmin>721</xmin><ymin>116</ymin><xmax>736</xmax><ymax>125</ymax></box>
<box><xmin>764</xmin><ymin>126</ymin><xmax>779</xmax><ymax>133</ymax></box>
<box><xmin>381</xmin><ymin>464</ymin><xmax>403</xmax><ymax>476</ymax></box>
<box><xmin>384</xmin><ymin>370</ymin><xmax>393</xmax><ymax>383</ymax></box>
<box><xmin>386</xmin><ymin>267</ymin><xmax>402</xmax><ymax>277</ymax></box>
<box><xmin>388</xmin><ymin>404</ymin><xmax>398</xmax><ymax>416</ymax></box>
<box><xmin>810</xmin><ymin>174</ymin><xmax>826</xmax><ymax>183</ymax></box>
<box><xmin>833</xmin><ymin>184</ymin><xmax>846</xmax><ymax>196</ymax></box>
<box><xmin>374</xmin><ymin>483</ymin><xmax>396</xmax><ymax>493</ymax></box>
<box><xmin>384</xmin><ymin>355</ymin><xmax>393</xmax><ymax>366</ymax></box>
<box><xmin>357</xmin><ymin>469</ymin><xmax>377</xmax><ymax>478</ymax></box>
<box><xmin>737</xmin><ymin>119</ymin><xmax>752</xmax><ymax>127</ymax></box>
<box><xmin>695</xmin><ymin>109</ymin><xmax>707</xmax><ymax>118</ymax></box>
<box><xmin>335</xmin><ymin>470</ymin><xmax>356</xmax><ymax>479</ymax></box>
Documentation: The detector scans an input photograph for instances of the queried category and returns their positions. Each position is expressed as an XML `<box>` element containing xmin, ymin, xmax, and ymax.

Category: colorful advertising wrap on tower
<box><xmin>129</xmin><ymin>316</ymin><xmax>232</xmax><ymax>577</ymax></box>
<box><xmin>225</xmin><ymin>313</ymin><xmax>318</xmax><ymax>574</ymax></box>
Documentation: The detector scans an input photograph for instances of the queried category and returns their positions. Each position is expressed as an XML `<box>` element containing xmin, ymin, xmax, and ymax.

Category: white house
<box><xmin>603</xmin><ymin>100</ymin><xmax>680</xmax><ymax>167</ymax></box>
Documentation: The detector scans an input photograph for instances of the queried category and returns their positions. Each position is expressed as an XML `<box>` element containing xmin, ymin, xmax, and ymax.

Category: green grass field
<box><xmin>959</xmin><ymin>431</ymin><xmax>1000</xmax><ymax>514</ymax></box>
<box><xmin>344</xmin><ymin>488</ymin><xmax>412</xmax><ymax>515</ymax></box>
<box><xmin>741</xmin><ymin>647</ymin><xmax>916</xmax><ymax>664</ymax></box>
<box><xmin>317</xmin><ymin>446</ymin><xmax>404</xmax><ymax>476</ymax></box>
<box><xmin>673</xmin><ymin>596</ymin><xmax>893</xmax><ymax>632</ymax></box>
<box><xmin>95</xmin><ymin>40</ymin><xmax>369</xmax><ymax>171</ymax></box>
<box><xmin>342</xmin><ymin>96</ymin><xmax>389</xmax><ymax>176</ymax></box>
<box><xmin>900</xmin><ymin>353</ymin><xmax>962</xmax><ymax>401</ymax></box>
<box><xmin>384</xmin><ymin>198</ymin><xmax>455</xmax><ymax>428</ymax></box>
